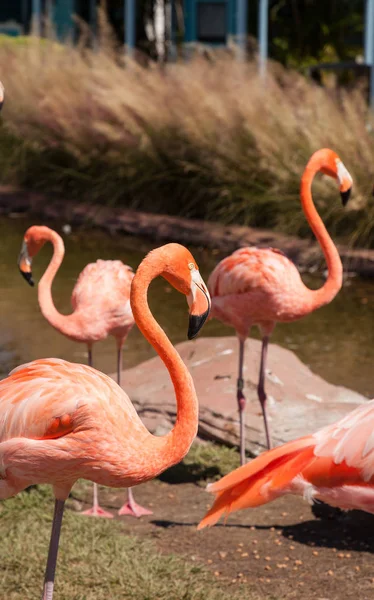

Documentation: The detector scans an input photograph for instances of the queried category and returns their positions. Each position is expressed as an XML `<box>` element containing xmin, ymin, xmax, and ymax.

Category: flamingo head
<box><xmin>317</xmin><ymin>149</ymin><xmax>353</xmax><ymax>206</ymax></box>
<box><xmin>186</xmin><ymin>262</ymin><xmax>211</xmax><ymax>339</ymax></box>
<box><xmin>159</xmin><ymin>244</ymin><xmax>211</xmax><ymax>339</ymax></box>
<box><xmin>18</xmin><ymin>226</ymin><xmax>51</xmax><ymax>287</ymax></box>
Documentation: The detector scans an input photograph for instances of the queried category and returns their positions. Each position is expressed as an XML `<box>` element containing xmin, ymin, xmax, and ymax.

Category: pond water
<box><xmin>0</xmin><ymin>216</ymin><xmax>373</xmax><ymax>398</ymax></box>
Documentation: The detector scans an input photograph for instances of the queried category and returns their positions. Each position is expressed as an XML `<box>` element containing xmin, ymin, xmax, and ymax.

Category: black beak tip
<box><xmin>20</xmin><ymin>269</ymin><xmax>35</xmax><ymax>287</ymax></box>
<box><xmin>340</xmin><ymin>188</ymin><xmax>352</xmax><ymax>206</ymax></box>
<box><xmin>188</xmin><ymin>307</ymin><xmax>210</xmax><ymax>340</ymax></box>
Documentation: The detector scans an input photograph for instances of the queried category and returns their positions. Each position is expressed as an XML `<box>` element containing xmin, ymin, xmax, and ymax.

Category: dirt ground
<box><xmin>74</xmin><ymin>476</ymin><xmax>374</xmax><ymax>600</ymax></box>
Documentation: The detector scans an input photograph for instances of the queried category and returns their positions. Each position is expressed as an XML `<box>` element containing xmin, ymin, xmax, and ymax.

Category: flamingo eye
<box><xmin>188</xmin><ymin>262</ymin><xmax>195</xmax><ymax>271</ymax></box>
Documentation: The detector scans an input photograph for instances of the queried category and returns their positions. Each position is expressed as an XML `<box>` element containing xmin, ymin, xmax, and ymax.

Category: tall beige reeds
<box><xmin>0</xmin><ymin>35</ymin><xmax>373</xmax><ymax>246</ymax></box>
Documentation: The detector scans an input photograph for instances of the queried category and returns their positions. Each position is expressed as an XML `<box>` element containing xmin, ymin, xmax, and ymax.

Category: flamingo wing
<box><xmin>199</xmin><ymin>400</ymin><xmax>374</xmax><ymax>528</ymax></box>
<box><xmin>71</xmin><ymin>260</ymin><xmax>134</xmax><ymax>312</ymax></box>
<box><xmin>312</xmin><ymin>400</ymin><xmax>374</xmax><ymax>482</ymax></box>
<box><xmin>0</xmin><ymin>358</ymin><xmax>135</xmax><ymax>443</ymax></box>
<box><xmin>71</xmin><ymin>260</ymin><xmax>135</xmax><ymax>336</ymax></box>
<box><xmin>208</xmin><ymin>247</ymin><xmax>296</xmax><ymax>298</ymax></box>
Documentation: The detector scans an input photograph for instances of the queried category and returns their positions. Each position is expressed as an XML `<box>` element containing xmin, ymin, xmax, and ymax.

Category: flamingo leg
<box><xmin>258</xmin><ymin>336</ymin><xmax>272</xmax><ymax>450</ymax></box>
<box><xmin>117</xmin><ymin>345</ymin><xmax>122</xmax><ymax>387</ymax></box>
<box><xmin>237</xmin><ymin>338</ymin><xmax>246</xmax><ymax>466</ymax></box>
<box><xmin>116</xmin><ymin>344</ymin><xmax>153</xmax><ymax>518</ymax></box>
<box><xmin>41</xmin><ymin>499</ymin><xmax>65</xmax><ymax>600</ymax></box>
<box><xmin>118</xmin><ymin>487</ymin><xmax>153</xmax><ymax>518</ymax></box>
<box><xmin>81</xmin><ymin>346</ymin><xmax>113</xmax><ymax>519</ymax></box>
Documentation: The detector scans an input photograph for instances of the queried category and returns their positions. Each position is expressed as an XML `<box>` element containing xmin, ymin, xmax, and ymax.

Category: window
<box><xmin>197</xmin><ymin>2</ymin><xmax>227</xmax><ymax>44</ymax></box>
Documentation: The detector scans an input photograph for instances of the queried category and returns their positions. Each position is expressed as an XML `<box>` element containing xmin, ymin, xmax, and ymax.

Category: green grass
<box><xmin>182</xmin><ymin>442</ymin><xmax>240</xmax><ymax>480</ymax></box>
<box><xmin>0</xmin><ymin>443</ymin><xmax>243</xmax><ymax>600</ymax></box>
<box><xmin>0</xmin><ymin>34</ymin><xmax>61</xmax><ymax>48</ymax></box>
<box><xmin>0</xmin><ymin>485</ymin><xmax>241</xmax><ymax>600</ymax></box>
<box><xmin>152</xmin><ymin>442</ymin><xmax>241</xmax><ymax>486</ymax></box>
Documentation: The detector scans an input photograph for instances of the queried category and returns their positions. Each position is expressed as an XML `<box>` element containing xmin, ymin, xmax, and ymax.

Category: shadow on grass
<box><xmin>158</xmin><ymin>461</ymin><xmax>222</xmax><ymax>485</ymax></box>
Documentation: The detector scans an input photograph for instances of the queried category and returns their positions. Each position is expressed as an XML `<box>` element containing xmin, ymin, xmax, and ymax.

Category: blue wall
<box><xmin>53</xmin><ymin>0</ymin><xmax>75</xmax><ymax>39</ymax></box>
<box><xmin>184</xmin><ymin>0</ymin><xmax>236</xmax><ymax>45</ymax></box>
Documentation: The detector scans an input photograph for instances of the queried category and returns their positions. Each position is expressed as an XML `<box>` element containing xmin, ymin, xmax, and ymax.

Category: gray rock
<box><xmin>112</xmin><ymin>336</ymin><xmax>368</xmax><ymax>457</ymax></box>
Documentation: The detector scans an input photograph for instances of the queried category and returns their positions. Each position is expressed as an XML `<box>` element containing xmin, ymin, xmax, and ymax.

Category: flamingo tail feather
<box><xmin>198</xmin><ymin>436</ymin><xmax>315</xmax><ymax>529</ymax></box>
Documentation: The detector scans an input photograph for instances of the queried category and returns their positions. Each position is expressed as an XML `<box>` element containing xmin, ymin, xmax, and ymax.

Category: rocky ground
<box><xmin>74</xmin><ymin>479</ymin><xmax>374</xmax><ymax>600</ymax></box>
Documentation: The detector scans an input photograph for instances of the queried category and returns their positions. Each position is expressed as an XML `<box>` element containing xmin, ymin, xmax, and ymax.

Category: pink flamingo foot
<box><xmin>81</xmin><ymin>483</ymin><xmax>113</xmax><ymax>518</ymax></box>
<box><xmin>81</xmin><ymin>505</ymin><xmax>114</xmax><ymax>518</ymax></box>
<box><xmin>118</xmin><ymin>502</ymin><xmax>153</xmax><ymax>518</ymax></box>
<box><xmin>118</xmin><ymin>487</ymin><xmax>153</xmax><ymax>518</ymax></box>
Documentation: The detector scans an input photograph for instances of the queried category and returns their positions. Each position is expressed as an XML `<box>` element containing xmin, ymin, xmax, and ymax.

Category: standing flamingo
<box><xmin>198</xmin><ymin>398</ymin><xmax>374</xmax><ymax>529</ymax></box>
<box><xmin>3</xmin><ymin>243</ymin><xmax>210</xmax><ymax>600</ymax></box>
<box><xmin>18</xmin><ymin>225</ymin><xmax>148</xmax><ymax>518</ymax></box>
<box><xmin>208</xmin><ymin>148</ymin><xmax>352</xmax><ymax>462</ymax></box>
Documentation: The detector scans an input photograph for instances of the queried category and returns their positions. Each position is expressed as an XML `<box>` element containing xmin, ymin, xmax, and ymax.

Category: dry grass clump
<box><xmin>0</xmin><ymin>36</ymin><xmax>373</xmax><ymax>246</ymax></box>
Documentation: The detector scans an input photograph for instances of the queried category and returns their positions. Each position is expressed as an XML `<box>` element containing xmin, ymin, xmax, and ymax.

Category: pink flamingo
<box><xmin>199</xmin><ymin>398</ymin><xmax>374</xmax><ymax>529</ymax></box>
<box><xmin>4</xmin><ymin>242</ymin><xmax>210</xmax><ymax>600</ymax></box>
<box><xmin>18</xmin><ymin>225</ymin><xmax>148</xmax><ymax>518</ymax></box>
<box><xmin>208</xmin><ymin>148</ymin><xmax>352</xmax><ymax>463</ymax></box>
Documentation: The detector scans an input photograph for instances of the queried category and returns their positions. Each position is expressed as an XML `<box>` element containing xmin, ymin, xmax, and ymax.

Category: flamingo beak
<box><xmin>188</xmin><ymin>304</ymin><xmax>210</xmax><ymax>340</ymax></box>
<box><xmin>0</xmin><ymin>82</ymin><xmax>4</xmax><ymax>112</ymax></box>
<box><xmin>187</xmin><ymin>270</ymin><xmax>211</xmax><ymax>340</ymax></box>
<box><xmin>336</xmin><ymin>159</ymin><xmax>352</xmax><ymax>207</ymax></box>
<box><xmin>340</xmin><ymin>187</ymin><xmax>352</xmax><ymax>206</ymax></box>
<box><xmin>18</xmin><ymin>241</ymin><xmax>34</xmax><ymax>287</ymax></box>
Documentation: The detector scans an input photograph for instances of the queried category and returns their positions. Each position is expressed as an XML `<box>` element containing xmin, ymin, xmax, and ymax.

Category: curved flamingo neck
<box><xmin>38</xmin><ymin>230</ymin><xmax>77</xmax><ymax>338</ymax></box>
<box><xmin>130</xmin><ymin>249</ymin><xmax>198</xmax><ymax>475</ymax></box>
<box><xmin>300</xmin><ymin>154</ymin><xmax>343</xmax><ymax>310</ymax></box>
